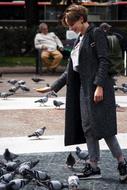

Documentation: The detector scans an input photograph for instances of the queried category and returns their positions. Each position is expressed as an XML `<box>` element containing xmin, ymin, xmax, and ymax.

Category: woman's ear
<box><xmin>80</xmin><ymin>17</ymin><xmax>84</xmax><ymax>24</ymax></box>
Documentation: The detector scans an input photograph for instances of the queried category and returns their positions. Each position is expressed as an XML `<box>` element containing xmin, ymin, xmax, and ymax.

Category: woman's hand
<box><xmin>36</xmin><ymin>86</ymin><xmax>51</xmax><ymax>93</ymax></box>
<box><xmin>94</xmin><ymin>86</ymin><xmax>104</xmax><ymax>104</ymax></box>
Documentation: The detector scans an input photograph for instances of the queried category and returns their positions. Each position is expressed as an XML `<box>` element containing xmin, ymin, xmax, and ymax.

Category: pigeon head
<box><xmin>76</xmin><ymin>146</ymin><xmax>80</xmax><ymax>152</ymax></box>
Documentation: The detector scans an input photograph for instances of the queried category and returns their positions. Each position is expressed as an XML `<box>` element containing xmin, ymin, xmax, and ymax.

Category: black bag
<box><xmin>91</xmin><ymin>28</ymin><xmax>124</xmax><ymax>76</ymax></box>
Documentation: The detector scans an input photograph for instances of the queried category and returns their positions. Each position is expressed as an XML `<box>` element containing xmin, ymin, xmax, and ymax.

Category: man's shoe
<box><xmin>118</xmin><ymin>160</ymin><xmax>127</xmax><ymax>183</ymax></box>
<box><xmin>76</xmin><ymin>163</ymin><xmax>102</xmax><ymax>179</ymax></box>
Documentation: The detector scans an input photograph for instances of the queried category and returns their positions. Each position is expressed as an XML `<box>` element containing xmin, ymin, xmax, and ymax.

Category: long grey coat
<box><xmin>51</xmin><ymin>25</ymin><xmax>117</xmax><ymax>146</ymax></box>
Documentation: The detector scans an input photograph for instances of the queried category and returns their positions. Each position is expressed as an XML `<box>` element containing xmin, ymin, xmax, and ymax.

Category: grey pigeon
<box><xmin>76</xmin><ymin>147</ymin><xmax>89</xmax><ymax>161</ymax></box>
<box><xmin>66</xmin><ymin>153</ymin><xmax>76</xmax><ymax>168</ymax></box>
<box><xmin>121</xmin><ymin>87</ymin><xmax>127</xmax><ymax>93</ymax></box>
<box><xmin>32</xmin><ymin>77</ymin><xmax>45</xmax><ymax>83</ymax></box>
<box><xmin>46</xmin><ymin>180</ymin><xmax>68</xmax><ymax>190</ymax></box>
<box><xmin>116</xmin><ymin>104</ymin><xmax>121</xmax><ymax>108</ymax></box>
<box><xmin>0</xmin><ymin>168</ymin><xmax>8</xmax><ymax>177</ymax></box>
<box><xmin>7</xmin><ymin>178</ymin><xmax>30</xmax><ymax>190</ymax></box>
<box><xmin>9</xmin><ymin>86</ymin><xmax>20</xmax><ymax>93</ymax></box>
<box><xmin>0</xmin><ymin>92</ymin><xmax>13</xmax><ymax>99</ymax></box>
<box><xmin>8</xmin><ymin>79</ymin><xmax>17</xmax><ymax>85</ymax></box>
<box><xmin>34</xmin><ymin>96</ymin><xmax>48</xmax><ymax>106</ymax></box>
<box><xmin>19</xmin><ymin>85</ymin><xmax>30</xmax><ymax>92</ymax></box>
<box><xmin>122</xmin><ymin>83</ymin><xmax>127</xmax><ymax>88</ymax></box>
<box><xmin>24</xmin><ymin>169</ymin><xmax>50</xmax><ymax>181</ymax></box>
<box><xmin>4</xmin><ymin>161</ymin><xmax>20</xmax><ymax>172</ymax></box>
<box><xmin>0</xmin><ymin>183</ymin><xmax>8</xmax><ymax>190</ymax></box>
<box><xmin>17</xmin><ymin>160</ymin><xmax>39</xmax><ymax>176</ymax></box>
<box><xmin>0</xmin><ymin>172</ymin><xmax>15</xmax><ymax>183</ymax></box>
<box><xmin>113</xmin><ymin>85</ymin><xmax>119</xmax><ymax>91</ymax></box>
<box><xmin>47</xmin><ymin>91</ymin><xmax>57</xmax><ymax>98</ymax></box>
<box><xmin>3</xmin><ymin>149</ymin><xmax>18</xmax><ymax>162</ymax></box>
<box><xmin>68</xmin><ymin>175</ymin><xmax>79</xmax><ymax>190</ymax></box>
<box><xmin>53</xmin><ymin>100</ymin><xmax>64</xmax><ymax>108</ymax></box>
<box><xmin>17</xmin><ymin>80</ymin><xmax>26</xmax><ymax>85</ymax></box>
<box><xmin>28</xmin><ymin>127</ymin><xmax>46</xmax><ymax>138</ymax></box>
<box><xmin>116</xmin><ymin>86</ymin><xmax>127</xmax><ymax>93</ymax></box>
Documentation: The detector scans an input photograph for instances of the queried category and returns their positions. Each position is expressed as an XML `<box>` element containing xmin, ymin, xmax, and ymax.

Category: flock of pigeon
<box><xmin>0</xmin><ymin>147</ymin><xmax>89</xmax><ymax>190</ymax></box>
<box><xmin>0</xmin><ymin>75</ymin><xmax>65</xmax><ymax>108</ymax></box>
<box><xmin>0</xmin><ymin>78</ymin><xmax>33</xmax><ymax>99</ymax></box>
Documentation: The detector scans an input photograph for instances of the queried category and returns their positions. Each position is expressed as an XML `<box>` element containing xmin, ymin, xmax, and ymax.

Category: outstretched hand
<box><xmin>36</xmin><ymin>86</ymin><xmax>51</xmax><ymax>93</ymax></box>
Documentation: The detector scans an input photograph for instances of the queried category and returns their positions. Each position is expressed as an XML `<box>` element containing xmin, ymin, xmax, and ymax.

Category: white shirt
<box><xmin>71</xmin><ymin>36</ymin><xmax>83</xmax><ymax>71</ymax></box>
<box><xmin>34</xmin><ymin>32</ymin><xmax>63</xmax><ymax>51</ymax></box>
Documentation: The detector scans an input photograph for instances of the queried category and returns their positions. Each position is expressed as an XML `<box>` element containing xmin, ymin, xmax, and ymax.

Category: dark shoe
<box><xmin>76</xmin><ymin>163</ymin><xmax>102</xmax><ymax>179</ymax></box>
<box><xmin>118</xmin><ymin>160</ymin><xmax>127</xmax><ymax>183</ymax></box>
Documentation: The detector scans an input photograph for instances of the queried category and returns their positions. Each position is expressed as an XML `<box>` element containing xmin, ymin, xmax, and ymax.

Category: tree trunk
<box><xmin>25</xmin><ymin>0</ymin><xmax>39</xmax><ymax>28</ymax></box>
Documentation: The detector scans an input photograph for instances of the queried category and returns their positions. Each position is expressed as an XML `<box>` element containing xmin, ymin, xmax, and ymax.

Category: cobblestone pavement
<box><xmin>0</xmin><ymin>151</ymin><xmax>127</xmax><ymax>190</ymax></box>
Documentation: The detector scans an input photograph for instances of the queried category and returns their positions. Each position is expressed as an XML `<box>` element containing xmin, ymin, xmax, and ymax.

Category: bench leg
<box><xmin>35</xmin><ymin>50</ymin><xmax>43</xmax><ymax>75</ymax></box>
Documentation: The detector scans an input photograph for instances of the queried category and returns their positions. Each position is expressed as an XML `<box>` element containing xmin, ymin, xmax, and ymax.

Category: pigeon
<box><xmin>32</xmin><ymin>77</ymin><xmax>45</xmax><ymax>83</ymax></box>
<box><xmin>116</xmin><ymin>104</ymin><xmax>121</xmax><ymax>108</ymax></box>
<box><xmin>66</xmin><ymin>153</ymin><xmax>76</xmax><ymax>168</ymax></box>
<box><xmin>9</xmin><ymin>86</ymin><xmax>20</xmax><ymax>93</ymax></box>
<box><xmin>8</xmin><ymin>79</ymin><xmax>17</xmax><ymax>85</ymax></box>
<box><xmin>24</xmin><ymin>169</ymin><xmax>50</xmax><ymax>181</ymax></box>
<box><xmin>75</xmin><ymin>147</ymin><xmax>89</xmax><ymax>161</ymax></box>
<box><xmin>0</xmin><ymin>183</ymin><xmax>9</xmax><ymax>189</ymax></box>
<box><xmin>121</xmin><ymin>87</ymin><xmax>127</xmax><ymax>93</ymax></box>
<box><xmin>3</xmin><ymin>148</ymin><xmax>18</xmax><ymax>162</ymax></box>
<box><xmin>47</xmin><ymin>91</ymin><xmax>57</xmax><ymax>98</ymax></box>
<box><xmin>46</xmin><ymin>180</ymin><xmax>68</xmax><ymax>190</ymax></box>
<box><xmin>116</xmin><ymin>86</ymin><xmax>127</xmax><ymax>93</ymax></box>
<box><xmin>19</xmin><ymin>85</ymin><xmax>30</xmax><ymax>92</ymax></box>
<box><xmin>17</xmin><ymin>160</ymin><xmax>39</xmax><ymax>176</ymax></box>
<box><xmin>34</xmin><ymin>96</ymin><xmax>48</xmax><ymax>106</ymax></box>
<box><xmin>4</xmin><ymin>161</ymin><xmax>20</xmax><ymax>172</ymax></box>
<box><xmin>7</xmin><ymin>178</ymin><xmax>30</xmax><ymax>190</ymax></box>
<box><xmin>0</xmin><ymin>168</ymin><xmax>8</xmax><ymax>176</ymax></box>
<box><xmin>28</xmin><ymin>127</ymin><xmax>46</xmax><ymax>138</ymax></box>
<box><xmin>53</xmin><ymin>100</ymin><xmax>64</xmax><ymax>108</ymax></box>
<box><xmin>0</xmin><ymin>172</ymin><xmax>15</xmax><ymax>183</ymax></box>
<box><xmin>122</xmin><ymin>83</ymin><xmax>127</xmax><ymax>88</ymax></box>
<box><xmin>0</xmin><ymin>92</ymin><xmax>13</xmax><ymax>99</ymax></box>
<box><xmin>68</xmin><ymin>175</ymin><xmax>79</xmax><ymax>190</ymax></box>
<box><xmin>113</xmin><ymin>85</ymin><xmax>119</xmax><ymax>91</ymax></box>
<box><xmin>17</xmin><ymin>80</ymin><xmax>26</xmax><ymax>85</ymax></box>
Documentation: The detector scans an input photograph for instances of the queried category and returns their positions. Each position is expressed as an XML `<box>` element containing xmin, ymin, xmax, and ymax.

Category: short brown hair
<box><xmin>62</xmin><ymin>4</ymin><xmax>88</xmax><ymax>27</ymax></box>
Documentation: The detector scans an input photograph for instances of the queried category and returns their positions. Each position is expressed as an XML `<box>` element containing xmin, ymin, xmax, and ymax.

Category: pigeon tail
<box><xmin>28</xmin><ymin>134</ymin><xmax>35</xmax><ymax>138</ymax></box>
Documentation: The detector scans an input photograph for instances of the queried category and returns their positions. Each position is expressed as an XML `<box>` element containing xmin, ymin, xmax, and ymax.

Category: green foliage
<box><xmin>0</xmin><ymin>26</ymin><xmax>37</xmax><ymax>56</ymax></box>
<box><xmin>0</xmin><ymin>56</ymin><xmax>35</xmax><ymax>67</ymax></box>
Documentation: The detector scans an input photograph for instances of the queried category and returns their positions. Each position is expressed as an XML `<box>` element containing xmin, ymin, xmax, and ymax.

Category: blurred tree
<box><xmin>25</xmin><ymin>0</ymin><xmax>39</xmax><ymax>28</ymax></box>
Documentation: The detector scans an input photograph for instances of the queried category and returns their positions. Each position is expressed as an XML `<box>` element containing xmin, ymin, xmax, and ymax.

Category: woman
<box><xmin>36</xmin><ymin>4</ymin><xmax>127</xmax><ymax>182</ymax></box>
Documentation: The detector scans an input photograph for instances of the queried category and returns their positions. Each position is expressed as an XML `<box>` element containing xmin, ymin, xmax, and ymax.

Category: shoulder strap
<box><xmin>89</xmin><ymin>27</ymin><xmax>98</xmax><ymax>42</ymax></box>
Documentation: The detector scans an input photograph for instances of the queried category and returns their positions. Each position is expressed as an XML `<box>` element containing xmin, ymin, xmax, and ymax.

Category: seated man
<box><xmin>34</xmin><ymin>23</ymin><xmax>64</xmax><ymax>72</ymax></box>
